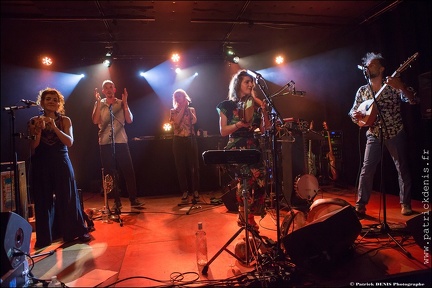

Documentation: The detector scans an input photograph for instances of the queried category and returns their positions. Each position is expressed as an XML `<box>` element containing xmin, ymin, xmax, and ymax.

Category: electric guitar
<box><xmin>306</xmin><ymin>121</ymin><xmax>316</xmax><ymax>176</ymax></box>
<box><xmin>356</xmin><ymin>52</ymin><xmax>419</xmax><ymax>127</ymax></box>
<box><xmin>323</xmin><ymin>121</ymin><xmax>338</xmax><ymax>181</ymax></box>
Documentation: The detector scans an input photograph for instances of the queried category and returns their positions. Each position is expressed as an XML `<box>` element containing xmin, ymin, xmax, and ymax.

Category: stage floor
<box><xmin>24</xmin><ymin>184</ymin><xmax>431</xmax><ymax>287</ymax></box>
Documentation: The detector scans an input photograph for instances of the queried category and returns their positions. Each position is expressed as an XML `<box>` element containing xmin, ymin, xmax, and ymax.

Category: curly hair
<box><xmin>36</xmin><ymin>87</ymin><xmax>66</xmax><ymax>115</ymax></box>
<box><xmin>227</xmin><ymin>70</ymin><xmax>255</xmax><ymax>102</ymax></box>
<box><xmin>362</xmin><ymin>52</ymin><xmax>386</xmax><ymax>67</ymax></box>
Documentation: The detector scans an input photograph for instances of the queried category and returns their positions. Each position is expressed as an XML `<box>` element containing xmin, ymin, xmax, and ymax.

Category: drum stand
<box><xmin>201</xmin><ymin>149</ymin><xmax>264</xmax><ymax>275</ymax></box>
<box><xmin>202</xmin><ymin>173</ymin><xmax>264</xmax><ymax>275</ymax></box>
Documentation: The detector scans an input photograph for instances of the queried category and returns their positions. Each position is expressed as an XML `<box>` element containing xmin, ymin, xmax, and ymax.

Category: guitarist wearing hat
<box><xmin>348</xmin><ymin>52</ymin><xmax>418</xmax><ymax>218</ymax></box>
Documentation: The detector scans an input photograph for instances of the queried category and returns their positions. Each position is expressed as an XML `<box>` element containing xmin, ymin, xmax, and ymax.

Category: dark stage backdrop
<box><xmin>128</xmin><ymin>136</ymin><xmax>227</xmax><ymax>196</ymax></box>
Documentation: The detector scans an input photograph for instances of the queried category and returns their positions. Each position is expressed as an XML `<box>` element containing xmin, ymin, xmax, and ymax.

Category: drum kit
<box><xmin>236</xmin><ymin>94</ymin><xmax>350</xmax><ymax>255</ymax></box>
<box><xmin>211</xmin><ymin>81</ymin><xmax>351</xmax><ymax>274</ymax></box>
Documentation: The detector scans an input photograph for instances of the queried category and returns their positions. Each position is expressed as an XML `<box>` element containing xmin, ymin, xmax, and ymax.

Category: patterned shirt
<box><xmin>170</xmin><ymin>107</ymin><xmax>196</xmax><ymax>137</ymax></box>
<box><xmin>348</xmin><ymin>84</ymin><xmax>414</xmax><ymax>139</ymax></box>
<box><xmin>216</xmin><ymin>100</ymin><xmax>261</xmax><ymax>149</ymax></box>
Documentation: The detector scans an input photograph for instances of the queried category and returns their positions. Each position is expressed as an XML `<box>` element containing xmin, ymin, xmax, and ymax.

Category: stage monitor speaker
<box><xmin>281</xmin><ymin>205</ymin><xmax>361</xmax><ymax>268</ymax></box>
<box><xmin>406</xmin><ymin>214</ymin><xmax>430</xmax><ymax>253</ymax></box>
<box><xmin>1</xmin><ymin>211</ymin><xmax>32</xmax><ymax>277</ymax></box>
<box><xmin>221</xmin><ymin>184</ymin><xmax>238</xmax><ymax>212</ymax></box>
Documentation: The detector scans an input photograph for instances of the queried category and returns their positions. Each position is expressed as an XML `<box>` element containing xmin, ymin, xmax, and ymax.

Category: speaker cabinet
<box><xmin>220</xmin><ymin>183</ymin><xmax>238</xmax><ymax>212</ymax></box>
<box><xmin>406</xmin><ymin>214</ymin><xmax>430</xmax><ymax>253</ymax></box>
<box><xmin>1</xmin><ymin>211</ymin><xmax>32</xmax><ymax>277</ymax></box>
<box><xmin>281</xmin><ymin>205</ymin><xmax>361</xmax><ymax>268</ymax></box>
<box><xmin>1</xmin><ymin>161</ymin><xmax>28</xmax><ymax>220</ymax></box>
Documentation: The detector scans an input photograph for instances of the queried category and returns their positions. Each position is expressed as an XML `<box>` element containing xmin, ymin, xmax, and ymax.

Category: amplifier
<box><xmin>1</xmin><ymin>162</ymin><xmax>28</xmax><ymax>220</ymax></box>
<box><xmin>321</xmin><ymin>131</ymin><xmax>343</xmax><ymax>160</ymax></box>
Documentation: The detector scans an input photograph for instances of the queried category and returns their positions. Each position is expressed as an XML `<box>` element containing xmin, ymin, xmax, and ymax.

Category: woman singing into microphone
<box><xmin>216</xmin><ymin>69</ymin><xmax>270</xmax><ymax>230</ymax></box>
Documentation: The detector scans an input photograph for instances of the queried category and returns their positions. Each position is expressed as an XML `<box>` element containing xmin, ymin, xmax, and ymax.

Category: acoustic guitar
<box><xmin>323</xmin><ymin>121</ymin><xmax>337</xmax><ymax>181</ymax></box>
<box><xmin>356</xmin><ymin>52</ymin><xmax>419</xmax><ymax>127</ymax></box>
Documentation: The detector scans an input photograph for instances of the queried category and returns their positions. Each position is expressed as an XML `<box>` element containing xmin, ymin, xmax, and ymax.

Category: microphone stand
<box><xmin>361</xmin><ymin>71</ymin><xmax>411</xmax><ymax>257</ymax></box>
<box><xmin>107</xmin><ymin>104</ymin><xmax>123</xmax><ymax>226</ymax></box>
<box><xmin>3</xmin><ymin>104</ymin><xmax>36</xmax><ymax>219</ymax></box>
<box><xmin>255</xmin><ymin>77</ymin><xmax>291</xmax><ymax>261</ymax></box>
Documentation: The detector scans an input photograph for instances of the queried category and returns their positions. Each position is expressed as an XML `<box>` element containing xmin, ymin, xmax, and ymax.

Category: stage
<box><xmin>6</xmin><ymin>184</ymin><xmax>431</xmax><ymax>287</ymax></box>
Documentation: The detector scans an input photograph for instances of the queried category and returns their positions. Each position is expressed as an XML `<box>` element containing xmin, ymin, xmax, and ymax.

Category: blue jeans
<box><xmin>356</xmin><ymin>130</ymin><xmax>412</xmax><ymax>207</ymax></box>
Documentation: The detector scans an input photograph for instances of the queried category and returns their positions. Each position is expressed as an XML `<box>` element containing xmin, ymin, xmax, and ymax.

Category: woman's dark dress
<box><xmin>31</xmin><ymin>115</ymin><xmax>88</xmax><ymax>247</ymax></box>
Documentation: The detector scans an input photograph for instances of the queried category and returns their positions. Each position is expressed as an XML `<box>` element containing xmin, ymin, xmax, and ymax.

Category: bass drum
<box><xmin>294</xmin><ymin>174</ymin><xmax>319</xmax><ymax>201</ymax></box>
<box><xmin>307</xmin><ymin>198</ymin><xmax>351</xmax><ymax>223</ymax></box>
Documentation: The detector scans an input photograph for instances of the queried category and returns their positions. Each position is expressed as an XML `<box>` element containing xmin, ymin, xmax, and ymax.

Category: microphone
<box><xmin>21</xmin><ymin>99</ymin><xmax>37</xmax><ymax>106</ymax></box>
<box><xmin>357</xmin><ymin>65</ymin><xmax>367</xmax><ymax>71</ymax></box>
<box><xmin>246</xmin><ymin>69</ymin><xmax>262</xmax><ymax>79</ymax></box>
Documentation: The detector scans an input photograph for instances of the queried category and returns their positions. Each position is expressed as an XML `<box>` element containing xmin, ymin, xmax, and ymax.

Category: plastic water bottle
<box><xmin>47</xmin><ymin>275</ymin><xmax>61</xmax><ymax>287</ymax></box>
<box><xmin>195</xmin><ymin>222</ymin><xmax>208</xmax><ymax>266</ymax></box>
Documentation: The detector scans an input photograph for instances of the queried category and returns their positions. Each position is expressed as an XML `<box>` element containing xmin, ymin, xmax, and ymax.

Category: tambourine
<box><xmin>238</xmin><ymin>96</ymin><xmax>255</xmax><ymax>124</ymax></box>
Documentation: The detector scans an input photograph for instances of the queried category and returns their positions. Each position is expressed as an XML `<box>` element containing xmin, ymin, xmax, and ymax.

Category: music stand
<box><xmin>201</xmin><ymin>149</ymin><xmax>264</xmax><ymax>275</ymax></box>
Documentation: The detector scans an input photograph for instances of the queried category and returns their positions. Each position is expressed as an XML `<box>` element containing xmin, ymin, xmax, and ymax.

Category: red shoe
<box><xmin>237</xmin><ymin>214</ymin><xmax>259</xmax><ymax>231</ymax></box>
<box><xmin>247</xmin><ymin>215</ymin><xmax>259</xmax><ymax>231</ymax></box>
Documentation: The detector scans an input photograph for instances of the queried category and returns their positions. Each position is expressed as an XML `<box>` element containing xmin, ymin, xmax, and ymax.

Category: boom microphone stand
<box><xmin>249</xmin><ymin>71</ymin><xmax>294</xmax><ymax>261</ymax></box>
<box><xmin>360</xmin><ymin>69</ymin><xmax>411</xmax><ymax>257</ymax></box>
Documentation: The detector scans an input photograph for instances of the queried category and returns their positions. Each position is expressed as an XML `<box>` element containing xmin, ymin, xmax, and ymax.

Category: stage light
<box><xmin>224</xmin><ymin>45</ymin><xmax>240</xmax><ymax>64</ymax></box>
<box><xmin>42</xmin><ymin>56</ymin><xmax>53</xmax><ymax>66</ymax></box>
<box><xmin>171</xmin><ymin>53</ymin><xmax>180</xmax><ymax>62</ymax></box>
<box><xmin>103</xmin><ymin>56</ymin><xmax>112</xmax><ymax>67</ymax></box>
<box><xmin>163</xmin><ymin>123</ymin><xmax>172</xmax><ymax>132</ymax></box>
<box><xmin>275</xmin><ymin>55</ymin><xmax>284</xmax><ymax>65</ymax></box>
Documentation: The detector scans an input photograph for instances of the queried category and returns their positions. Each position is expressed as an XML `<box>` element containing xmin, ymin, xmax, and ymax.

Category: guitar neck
<box><xmin>369</xmin><ymin>59</ymin><xmax>411</xmax><ymax>102</ymax></box>
<box><xmin>326</xmin><ymin>131</ymin><xmax>332</xmax><ymax>153</ymax></box>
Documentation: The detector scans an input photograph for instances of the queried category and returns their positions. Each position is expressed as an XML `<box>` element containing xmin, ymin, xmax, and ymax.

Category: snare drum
<box><xmin>294</xmin><ymin>174</ymin><xmax>319</xmax><ymax>201</ymax></box>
